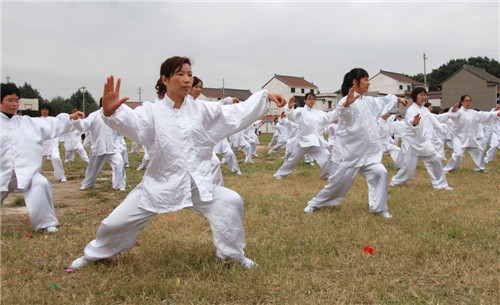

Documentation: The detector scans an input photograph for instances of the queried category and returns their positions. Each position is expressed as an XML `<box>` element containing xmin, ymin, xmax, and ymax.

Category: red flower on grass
<box><xmin>293</xmin><ymin>192</ymin><xmax>299</xmax><ymax>196</ymax></box>
<box><xmin>363</xmin><ymin>245</ymin><xmax>375</xmax><ymax>254</ymax></box>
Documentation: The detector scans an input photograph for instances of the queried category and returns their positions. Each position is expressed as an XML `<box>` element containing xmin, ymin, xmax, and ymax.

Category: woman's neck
<box><xmin>168</xmin><ymin>92</ymin><xmax>185</xmax><ymax>109</ymax></box>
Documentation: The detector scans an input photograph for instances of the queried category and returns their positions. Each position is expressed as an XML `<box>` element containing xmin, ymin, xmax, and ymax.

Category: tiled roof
<box><xmin>376</xmin><ymin>70</ymin><xmax>425</xmax><ymax>86</ymax></box>
<box><xmin>202</xmin><ymin>88</ymin><xmax>253</xmax><ymax>101</ymax></box>
<box><xmin>263</xmin><ymin>74</ymin><xmax>318</xmax><ymax>89</ymax></box>
<box><xmin>462</xmin><ymin>65</ymin><xmax>500</xmax><ymax>83</ymax></box>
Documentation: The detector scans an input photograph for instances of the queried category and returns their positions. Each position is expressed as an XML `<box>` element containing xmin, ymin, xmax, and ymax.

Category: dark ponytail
<box><xmin>340</xmin><ymin>68</ymin><xmax>369</xmax><ymax>97</ymax></box>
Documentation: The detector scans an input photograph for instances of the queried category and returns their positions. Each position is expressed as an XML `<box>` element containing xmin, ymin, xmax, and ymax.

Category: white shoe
<box><xmin>441</xmin><ymin>186</ymin><xmax>454</xmax><ymax>191</ymax></box>
<box><xmin>274</xmin><ymin>174</ymin><xmax>284</xmax><ymax>180</ymax></box>
<box><xmin>304</xmin><ymin>205</ymin><xmax>317</xmax><ymax>213</ymax></box>
<box><xmin>376</xmin><ymin>211</ymin><xmax>393</xmax><ymax>219</ymax></box>
<box><xmin>70</xmin><ymin>256</ymin><xmax>89</xmax><ymax>269</ymax></box>
<box><xmin>389</xmin><ymin>182</ymin><xmax>396</xmax><ymax>187</ymax></box>
<box><xmin>46</xmin><ymin>226</ymin><xmax>58</xmax><ymax>233</ymax></box>
<box><xmin>60</xmin><ymin>178</ymin><xmax>67</xmax><ymax>182</ymax></box>
<box><xmin>238</xmin><ymin>257</ymin><xmax>258</xmax><ymax>270</ymax></box>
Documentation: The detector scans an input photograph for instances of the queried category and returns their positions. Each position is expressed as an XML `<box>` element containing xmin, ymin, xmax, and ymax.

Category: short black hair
<box><xmin>1</xmin><ymin>83</ymin><xmax>20</xmax><ymax>103</ymax></box>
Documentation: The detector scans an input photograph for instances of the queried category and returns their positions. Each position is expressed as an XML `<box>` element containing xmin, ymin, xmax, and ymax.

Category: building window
<box><xmin>407</xmin><ymin>85</ymin><xmax>411</xmax><ymax>90</ymax></box>
<box><xmin>328</xmin><ymin>101</ymin><xmax>332</xmax><ymax>108</ymax></box>
<box><xmin>399</xmin><ymin>85</ymin><xmax>403</xmax><ymax>90</ymax></box>
<box><xmin>291</xmin><ymin>87</ymin><xmax>295</xmax><ymax>93</ymax></box>
<box><xmin>301</xmin><ymin>88</ymin><xmax>305</xmax><ymax>93</ymax></box>
<box><xmin>310</xmin><ymin>89</ymin><xmax>314</xmax><ymax>94</ymax></box>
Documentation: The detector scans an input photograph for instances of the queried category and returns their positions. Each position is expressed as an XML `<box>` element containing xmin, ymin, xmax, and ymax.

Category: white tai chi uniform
<box><xmin>77</xmin><ymin>90</ymin><xmax>272</xmax><ymax>265</ymax></box>
<box><xmin>378</xmin><ymin>116</ymin><xmax>402</xmax><ymax>168</ymax></box>
<box><xmin>268</xmin><ymin>122</ymin><xmax>279</xmax><ymax>147</ymax></box>
<box><xmin>73</xmin><ymin>108</ymin><xmax>126</xmax><ymax>190</ymax></box>
<box><xmin>268</xmin><ymin>117</ymin><xmax>289</xmax><ymax>154</ymax></box>
<box><xmin>274</xmin><ymin>105</ymin><xmax>336</xmax><ymax>179</ymax></box>
<box><xmin>305</xmin><ymin>93</ymin><xmax>397</xmax><ymax>214</ymax></box>
<box><xmin>229</xmin><ymin>129</ymin><xmax>253</xmax><ymax>163</ymax></box>
<box><xmin>485</xmin><ymin>107</ymin><xmax>500</xmax><ymax>163</ymax></box>
<box><xmin>444</xmin><ymin>107</ymin><xmax>499</xmax><ymax>172</ymax></box>
<box><xmin>41</xmin><ymin>120</ymin><xmax>66</xmax><ymax>182</ymax></box>
<box><xmin>1</xmin><ymin>112</ymin><xmax>74</xmax><ymax>230</ymax></box>
<box><xmin>61</xmin><ymin>129</ymin><xmax>89</xmax><ymax>163</ymax></box>
<box><xmin>390</xmin><ymin>104</ymin><xmax>450</xmax><ymax>189</ymax></box>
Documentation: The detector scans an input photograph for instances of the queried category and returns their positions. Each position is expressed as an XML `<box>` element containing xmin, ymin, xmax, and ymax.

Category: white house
<box><xmin>369</xmin><ymin>70</ymin><xmax>427</xmax><ymax>96</ymax></box>
<box><xmin>262</xmin><ymin>74</ymin><xmax>320</xmax><ymax>116</ymax></box>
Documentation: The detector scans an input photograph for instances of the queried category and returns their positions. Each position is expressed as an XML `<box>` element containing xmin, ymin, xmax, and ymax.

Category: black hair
<box><xmin>304</xmin><ymin>92</ymin><xmax>316</xmax><ymax>100</ymax></box>
<box><xmin>40</xmin><ymin>102</ymin><xmax>52</xmax><ymax>115</ymax></box>
<box><xmin>192</xmin><ymin>76</ymin><xmax>203</xmax><ymax>88</ymax></box>
<box><xmin>424</xmin><ymin>102</ymin><xmax>432</xmax><ymax>108</ymax></box>
<box><xmin>411</xmin><ymin>87</ymin><xmax>427</xmax><ymax>103</ymax></box>
<box><xmin>341</xmin><ymin>68</ymin><xmax>369</xmax><ymax>97</ymax></box>
<box><xmin>460</xmin><ymin>95</ymin><xmax>471</xmax><ymax>102</ymax></box>
<box><xmin>155</xmin><ymin>78</ymin><xmax>166</xmax><ymax>96</ymax></box>
<box><xmin>1</xmin><ymin>82</ymin><xmax>20</xmax><ymax>103</ymax></box>
<box><xmin>160</xmin><ymin>56</ymin><xmax>191</xmax><ymax>80</ymax></box>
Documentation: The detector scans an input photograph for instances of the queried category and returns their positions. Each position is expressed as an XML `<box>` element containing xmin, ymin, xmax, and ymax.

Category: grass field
<box><xmin>1</xmin><ymin>134</ymin><xmax>499</xmax><ymax>304</ymax></box>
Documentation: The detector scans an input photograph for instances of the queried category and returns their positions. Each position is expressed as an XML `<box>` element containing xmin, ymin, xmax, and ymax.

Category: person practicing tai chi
<box><xmin>443</xmin><ymin>95</ymin><xmax>500</xmax><ymax>173</ymax></box>
<box><xmin>1</xmin><ymin>82</ymin><xmax>84</xmax><ymax>232</ymax></box>
<box><xmin>390</xmin><ymin>87</ymin><xmax>453</xmax><ymax>190</ymax></box>
<box><xmin>303</xmin><ymin>68</ymin><xmax>408</xmax><ymax>218</ymax></box>
<box><xmin>273</xmin><ymin>92</ymin><xmax>336</xmax><ymax>180</ymax></box>
<box><xmin>40</xmin><ymin>103</ymin><xmax>68</xmax><ymax>182</ymax></box>
<box><xmin>70</xmin><ymin>56</ymin><xmax>286</xmax><ymax>270</ymax></box>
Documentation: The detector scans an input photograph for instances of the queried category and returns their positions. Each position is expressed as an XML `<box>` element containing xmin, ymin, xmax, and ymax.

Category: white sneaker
<box><xmin>304</xmin><ymin>205</ymin><xmax>317</xmax><ymax>213</ymax></box>
<box><xmin>376</xmin><ymin>211</ymin><xmax>393</xmax><ymax>219</ymax></box>
<box><xmin>70</xmin><ymin>256</ymin><xmax>89</xmax><ymax>269</ymax></box>
<box><xmin>60</xmin><ymin>178</ymin><xmax>67</xmax><ymax>182</ymax></box>
<box><xmin>389</xmin><ymin>182</ymin><xmax>396</xmax><ymax>187</ymax></box>
<box><xmin>238</xmin><ymin>257</ymin><xmax>258</xmax><ymax>270</ymax></box>
<box><xmin>46</xmin><ymin>226</ymin><xmax>58</xmax><ymax>233</ymax></box>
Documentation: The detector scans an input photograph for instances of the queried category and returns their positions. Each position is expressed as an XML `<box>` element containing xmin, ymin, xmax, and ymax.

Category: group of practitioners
<box><xmin>1</xmin><ymin>58</ymin><xmax>499</xmax><ymax>272</ymax></box>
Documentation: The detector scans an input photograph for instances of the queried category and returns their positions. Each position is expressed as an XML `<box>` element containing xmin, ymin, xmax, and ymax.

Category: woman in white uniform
<box><xmin>1</xmin><ymin>83</ymin><xmax>84</xmax><ymax>232</ymax></box>
<box><xmin>40</xmin><ymin>103</ymin><xmax>67</xmax><ymax>182</ymax></box>
<box><xmin>70</xmin><ymin>56</ymin><xmax>286</xmax><ymax>270</ymax></box>
<box><xmin>304</xmin><ymin>68</ymin><xmax>408</xmax><ymax>218</ymax></box>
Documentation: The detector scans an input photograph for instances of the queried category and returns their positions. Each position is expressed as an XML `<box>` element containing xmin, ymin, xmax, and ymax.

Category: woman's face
<box><xmin>304</xmin><ymin>95</ymin><xmax>316</xmax><ymax>108</ymax></box>
<box><xmin>162</xmin><ymin>63</ymin><xmax>193</xmax><ymax>99</ymax></box>
<box><xmin>40</xmin><ymin>108</ymin><xmax>49</xmax><ymax>117</ymax></box>
<box><xmin>461</xmin><ymin>96</ymin><xmax>472</xmax><ymax>109</ymax></box>
<box><xmin>416</xmin><ymin>92</ymin><xmax>427</xmax><ymax>106</ymax></box>
<box><xmin>190</xmin><ymin>81</ymin><xmax>203</xmax><ymax>99</ymax></box>
<box><xmin>355</xmin><ymin>77</ymin><xmax>370</xmax><ymax>94</ymax></box>
<box><xmin>1</xmin><ymin>93</ymin><xmax>20</xmax><ymax>115</ymax></box>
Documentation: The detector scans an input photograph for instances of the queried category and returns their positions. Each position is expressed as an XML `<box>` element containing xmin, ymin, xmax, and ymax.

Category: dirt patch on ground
<box><xmin>1</xmin><ymin>170</ymin><xmax>112</xmax><ymax>233</ymax></box>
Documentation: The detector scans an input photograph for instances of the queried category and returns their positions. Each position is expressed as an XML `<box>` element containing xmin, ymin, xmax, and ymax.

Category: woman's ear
<box><xmin>161</xmin><ymin>75</ymin><xmax>168</xmax><ymax>87</ymax></box>
<box><xmin>352</xmin><ymin>78</ymin><xmax>359</xmax><ymax>87</ymax></box>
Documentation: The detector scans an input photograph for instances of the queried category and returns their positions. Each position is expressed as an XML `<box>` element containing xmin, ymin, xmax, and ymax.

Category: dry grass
<box><xmin>1</xmin><ymin>136</ymin><xmax>499</xmax><ymax>304</ymax></box>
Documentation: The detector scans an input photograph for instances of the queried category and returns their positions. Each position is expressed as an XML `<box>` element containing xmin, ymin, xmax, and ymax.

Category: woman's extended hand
<box><xmin>102</xmin><ymin>75</ymin><xmax>130</xmax><ymax>117</ymax></box>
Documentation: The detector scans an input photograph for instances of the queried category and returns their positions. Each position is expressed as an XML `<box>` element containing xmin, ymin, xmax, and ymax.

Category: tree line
<box><xmin>17</xmin><ymin>83</ymin><xmax>98</xmax><ymax>117</ymax></box>
<box><xmin>13</xmin><ymin>56</ymin><xmax>500</xmax><ymax>117</ymax></box>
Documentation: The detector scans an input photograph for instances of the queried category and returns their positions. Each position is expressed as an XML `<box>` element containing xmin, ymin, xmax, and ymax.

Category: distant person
<box><xmin>443</xmin><ymin>95</ymin><xmax>500</xmax><ymax>173</ymax></box>
<box><xmin>1</xmin><ymin>82</ymin><xmax>84</xmax><ymax>232</ymax></box>
<box><xmin>61</xmin><ymin>109</ymin><xmax>89</xmax><ymax>163</ymax></box>
<box><xmin>303</xmin><ymin>68</ymin><xmax>408</xmax><ymax>218</ymax></box>
<box><xmin>390</xmin><ymin>87</ymin><xmax>452</xmax><ymax>190</ymax></box>
<box><xmin>40</xmin><ymin>103</ymin><xmax>67</xmax><ymax>182</ymax></box>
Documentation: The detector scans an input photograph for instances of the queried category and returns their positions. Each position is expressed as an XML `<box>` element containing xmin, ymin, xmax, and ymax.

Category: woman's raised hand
<box><xmin>102</xmin><ymin>75</ymin><xmax>130</xmax><ymax>117</ymax></box>
<box><xmin>343</xmin><ymin>85</ymin><xmax>360</xmax><ymax>107</ymax></box>
<box><xmin>268</xmin><ymin>92</ymin><xmax>287</xmax><ymax>108</ymax></box>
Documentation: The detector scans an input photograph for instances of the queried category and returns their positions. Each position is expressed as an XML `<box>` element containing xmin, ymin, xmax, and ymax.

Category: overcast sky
<box><xmin>2</xmin><ymin>0</ymin><xmax>499</xmax><ymax>104</ymax></box>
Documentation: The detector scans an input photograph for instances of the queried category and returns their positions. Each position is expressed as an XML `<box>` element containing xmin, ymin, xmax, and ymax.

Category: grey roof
<box><xmin>442</xmin><ymin>64</ymin><xmax>500</xmax><ymax>85</ymax></box>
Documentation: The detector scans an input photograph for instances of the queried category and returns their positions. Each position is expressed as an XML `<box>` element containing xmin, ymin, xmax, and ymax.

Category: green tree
<box><xmin>18</xmin><ymin>82</ymin><xmax>47</xmax><ymax>117</ymax></box>
<box><xmin>409</xmin><ymin>56</ymin><xmax>500</xmax><ymax>91</ymax></box>
<box><xmin>68</xmin><ymin>90</ymin><xmax>98</xmax><ymax>116</ymax></box>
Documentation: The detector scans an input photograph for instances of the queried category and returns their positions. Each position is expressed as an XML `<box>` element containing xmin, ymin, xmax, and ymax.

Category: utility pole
<box><xmin>137</xmin><ymin>87</ymin><xmax>143</xmax><ymax>102</ymax></box>
<box><xmin>5</xmin><ymin>76</ymin><xmax>10</xmax><ymax>83</ymax></box>
<box><xmin>79</xmin><ymin>86</ymin><xmax>86</xmax><ymax>114</ymax></box>
<box><xmin>222</xmin><ymin>78</ymin><xmax>225</xmax><ymax>97</ymax></box>
<box><xmin>423</xmin><ymin>53</ymin><xmax>428</xmax><ymax>89</ymax></box>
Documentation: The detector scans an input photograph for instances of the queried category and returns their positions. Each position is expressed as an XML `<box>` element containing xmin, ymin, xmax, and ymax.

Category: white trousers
<box><xmin>83</xmin><ymin>182</ymin><xmax>247</xmax><ymax>262</ymax></box>
<box><xmin>484</xmin><ymin>134</ymin><xmax>499</xmax><ymax>163</ymax></box>
<box><xmin>1</xmin><ymin>172</ymin><xmax>58</xmax><ymax>230</ymax></box>
<box><xmin>81</xmin><ymin>153</ymin><xmax>126</xmax><ymax>190</ymax></box>
<box><xmin>391</xmin><ymin>148</ymin><xmax>448</xmax><ymax>189</ymax></box>
<box><xmin>274</xmin><ymin>143</ymin><xmax>331</xmax><ymax>179</ymax></box>
<box><xmin>42</xmin><ymin>155</ymin><xmax>66</xmax><ymax>181</ymax></box>
<box><xmin>65</xmin><ymin>144</ymin><xmax>89</xmax><ymax>163</ymax></box>
<box><xmin>268</xmin><ymin>139</ymin><xmax>287</xmax><ymax>154</ymax></box>
<box><xmin>307</xmin><ymin>162</ymin><xmax>388</xmax><ymax>214</ymax></box>
<box><xmin>383</xmin><ymin>143</ymin><xmax>403</xmax><ymax>168</ymax></box>
<box><xmin>444</xmin><ymin>145</ymin><xmax>485</xmax><ymax>172</ymax></box>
